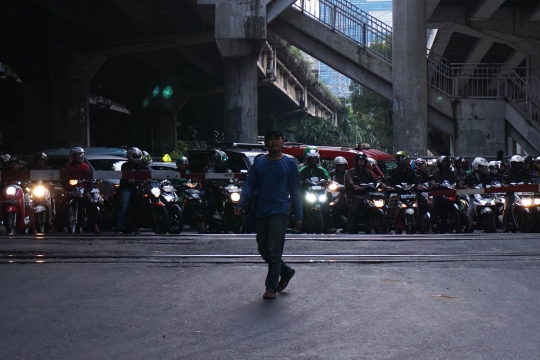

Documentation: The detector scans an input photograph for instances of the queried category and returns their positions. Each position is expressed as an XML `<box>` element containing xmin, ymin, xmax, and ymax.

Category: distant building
<box><xmin>317</xmin><ymin>0</ymin><xmax>392</xmax><ymax>98</ymax></box>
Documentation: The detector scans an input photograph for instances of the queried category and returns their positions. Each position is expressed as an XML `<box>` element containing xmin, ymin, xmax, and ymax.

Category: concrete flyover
<box><xmin>0</xmin><ymin>0</ymin><xmax>339</xmax><ymax>155</ymax></box>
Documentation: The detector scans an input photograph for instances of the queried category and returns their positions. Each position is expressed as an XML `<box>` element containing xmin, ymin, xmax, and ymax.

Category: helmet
<box><xmin>33</xmin><ymin>151</ymin><xmax>47</xmax><ymax>161</ymax></box>
<box><xmin>415</xmin><ymin>158</ymin><xmax>427</xmax><ymax>170</ymax></box>
<box><xmin>524</xmin><ymin>155</ymin><xmax>533</xmax><ymax>163</ymax></box>
<box><xmin>70</xmin><ymin>147</ymin><xmax>85</xmax><ymax>162</ymax></box>
<box><xmin>354</xmin><ymin>152</ymin><xmax>368</xmax><ymax>165</ymax></box>
<box><xmin>0</xmin><ymin>154</ymin><xmax>10</xmax><ymax>166</ymax></box>
<box><xmin>510</xmin><ymin>154</ymin><xmax>524</xmax><ymax>171</ymax></box>
<box><xmin>471</xmin><ymin>157</ymin><xmax>488</xmax><ymax>171</ymax></box>
<box><xmin>437</xmin><ymin>155</ymin><xmax>450</xmax><ymax>169</ymax></box>
<box><xmin>176</xmin><ymin>156</ymin><xmax>189</xmax><ymax>167</ymax></box>
<box><xmin>211</xmin><ymin>150</ymin><xmax>228</xmax><ymax>169</ymax></box>
<box><xmin>334</xmin><ymin>156</ymin><xmax>348</xmax><ymax>166</ymax></box>
<box><xmin>303</xmin><ymin>146</ymin><xmax>318</xmax><ymax>159</ymax></box>
<box><xmin>127</xmin><ymin>147</ymin><xmax>143</xmax><ymax>163</ymax></box>
<box><xmin>488</xmin><ymin>160</ymin><xmax>500</xmax><ymax>175</ymax></box>
<box><xmin>454</xmin><ymin>156</ymin><xmax>464</xmax><ymax>163</ymax></box>
<box><xmin>141</xmin><ymin>151</ymin><xmax>153</xmax><ymax>165</ymax></box>
<box><xmin>395</xmin><ymin>150</ymin><xmax>409</xmax><ymax>162</ymax></box>
<box><xmin>535</xmin><ymin>156</ymin><xmax>540</xmax><ymax>163</ymax></box>
<box><xmin>305</xmin><ymin>148</ymin><xmax>320</xmax><ymax>160</ymax></box>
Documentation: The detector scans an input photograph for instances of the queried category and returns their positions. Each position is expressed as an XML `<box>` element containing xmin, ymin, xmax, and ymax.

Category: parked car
<box><xmin>43</xmin><ymin>147</ymin><xmax>127</xmax><ymax>157</ymax></box>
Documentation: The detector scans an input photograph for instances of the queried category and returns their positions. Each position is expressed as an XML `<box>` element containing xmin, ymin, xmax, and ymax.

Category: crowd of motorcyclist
<box><xmin>1</xmin><ymin>143</ymin><xmax>540</xmax><ymax>235</ymax></box>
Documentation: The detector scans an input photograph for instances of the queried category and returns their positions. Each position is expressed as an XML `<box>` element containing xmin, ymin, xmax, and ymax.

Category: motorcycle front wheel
<box><xmin>312</xmin><ymin>210</ymin><xmax>324</xmax><ymax>234</ymax></box>
<box><xmin>373</xmin><ymin>211</ymin><xmax>387</xmax><ymax>234</ymax></box>
<box><xmin>186</xmin><ymin>201</ymin><xmax>203</xmax><ymax>230</ymax></box>
<box><xmin>153</xmin><ymin>206</ymin><xmax>170</xmax><ymax>234</ymax></box>
<box><xmin>168</xmin><ymin>204</ymin><xmax>184</xmax><ymax>234</ymax></box>
<box><xmin>35</xmin><ymin>211</ymin><xmax>47</xmax><ymax>233</ymax></box>
<box><xmin>66</xmin><ymin>202</ymin><xmax>78</xmax><ymax>234</ymax></box>
<box><xmin>4</xmin><ymin>212</ymin><xmax>16</xmax><ymax>235</ymax></box>
<box><xmin>226</xmin><ymin>213</ymin><xmax>246</xmax><ymax>234</ymax></box>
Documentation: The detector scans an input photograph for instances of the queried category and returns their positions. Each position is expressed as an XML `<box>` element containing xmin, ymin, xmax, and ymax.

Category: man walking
<box><xmin>235</xmin><ymin>126</ymin><xmax>303</xmax><ymax>300</ymax></box>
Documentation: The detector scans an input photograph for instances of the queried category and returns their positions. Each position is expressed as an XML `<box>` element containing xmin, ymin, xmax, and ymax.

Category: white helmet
<box><xmin>510</xmin><ymin>155</ymin><xmax>524</xmax><ymax>163</ymax></box>
<box><xmin>70</xmin><ymin>147</ymin><xmax>85</xmax><ymax>162</ymax></box>
<box><xmin>471</xmin><ymin>157</ymin><xmax>488</xmax><ymax>171</ymax></box>
<box><xmin>333</xmin><ymin>156</ymin><xmax>348</xmax><ymax>166</ymax></box>
<box><xmin>488</xmin><ymin>160</ymin><xmax>499</xmax><ymax>175</ymax></box>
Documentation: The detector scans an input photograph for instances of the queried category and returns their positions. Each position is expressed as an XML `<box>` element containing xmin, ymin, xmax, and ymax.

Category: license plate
<box><xmin>401</xmin><ymin>194</ymin><xmax>416</xmax><ymax>199</ymax></box>
<box><xmin>369</xmin><ymin>192</ymin><xmax>381</xmax><ymax>196</ymax></box>
<box><xmin>310</xmin><ymin>186</ymin><xmax>323</xmax><ymax>190</ymax></box>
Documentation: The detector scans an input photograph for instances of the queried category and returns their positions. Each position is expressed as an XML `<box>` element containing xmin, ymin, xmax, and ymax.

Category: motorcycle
<box><xmin>176</xmin><ymin>179</ymin><xmax>203</xmax><ymax>231</ymax></box>
<box><xmin>507</xmin><ymin>187</ymin><xmax>536</xmax><ymax>233</ymax></box>
<box><xmin>430</xmin><ymin>181</ymin><xmax>468</xmax><ymax>234</ymax></box>
<box><xmin>28</xmin><ymin>181</ymin><xmax>55</xmax><ymax>233</ymax></box>
<box><xmin>469</xmin><ymin>184</ymin><xmax>497</xmax><ymax>233</ymax></box>
<box><xmin>417</xmin><ymin>182</ymin><xmax>432</xmax><ymax>233</ymax></box>
<box><xmin>208</xmin><ymin>180</ymin><xmax>246</xmax><ymax>234</ymax></box>
<box><xmin>159</xmin><ymin>179</ymin><xmax>184</xmax><ymax>234</ymax></box>
<box><xmin>0</xmin><ymin>182</ymin><xmax>32</xmax><ymax>235</ymax></box>
<box><xmin>327</xmin><ymin>181</ymin><xmax>347</xmax><ymax>232</ymax></box>
<box><xmin>124</xmin><ymin>181</ymin><xmax>170</xmax><ymax>234</ymax></box>
<box><xmin>349</xmin><ymin>182</ymin><xmax>387</xmax><ymax>234</ymax></box>
<box><xmin>392</xmin><ymin>183</ymin><xmax>418</xmax><ymax>235</ymax></box>
<box><xmin>301</xmin><ymin>177</ymin><xmax>329</xmax><ymax>234</ymax></box>
<box><xmin>63</xmin><ymin>179</ymin><xmax>104</xmax><ymax>234</ymax></box>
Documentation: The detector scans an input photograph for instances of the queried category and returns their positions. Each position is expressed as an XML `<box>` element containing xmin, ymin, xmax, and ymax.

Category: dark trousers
<box><xmin>346</xmin><ymin>195</ymin><xmax>362</xmax><ymax>232</ymax></box>
<box><xmin>256</xmin><ymin>213</ymin><xmax>293</xmax><ymax>293</ymax></box>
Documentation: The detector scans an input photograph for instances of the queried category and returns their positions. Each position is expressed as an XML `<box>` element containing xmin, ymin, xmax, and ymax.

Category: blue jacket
<box><xmin>237</xmin><ymin>155</ymin><xmax>303</xmax><ymax>220</ymax></box>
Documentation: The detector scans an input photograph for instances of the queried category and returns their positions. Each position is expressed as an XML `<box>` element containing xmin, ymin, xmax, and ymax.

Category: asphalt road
<box><xmin>1</xmin><ymin>230</ymin><xmax>539</xmax><ymax>359</ymax></box>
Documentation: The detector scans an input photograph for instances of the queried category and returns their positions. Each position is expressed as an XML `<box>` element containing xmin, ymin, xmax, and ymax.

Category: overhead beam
<box><xmin>77</xmin><ymin>31</ymin><xmax>215</xmax><ymax>56</ymax></box>
<box><xmin>426</xmin><ymin>0</ymin><xmax>441</xmax><ymax>20</ymax></box>
<box><xmin>505</xmin><ymin>50</ymin><xmax>527</xmax><ymax>68</ymax></box>
<box><xmin>267</xmin><ymin>0</ymin><xmax>296</xmax><ymax>23</ymax></box>
<box><xmin>470</xmin><ymin>0</ymin><xmax>505</xmax><ymax>21</ymax></box>
<box><xmin>464</xmin><ymin>37</ymin><xmax>494</xmax><ymax>63</ymax></box>
<box><xmin>109</xmin><ymin>0</ymin><xmax>153</xmax><ymax>25</ymax></box>
<box><xmin>530</xmin><ymin>4</ymin><xmax>540</xmax><ymax>22</ymax></box>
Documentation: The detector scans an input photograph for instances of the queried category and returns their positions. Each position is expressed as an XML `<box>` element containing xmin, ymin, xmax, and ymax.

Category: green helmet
<box><xmin>395</xmin><ymin>150</ymin><xmax>409</xmax><ymax>162</ymax></box>
<box><xmin>176</xmin><ymin>156</ymin><xmax>188</xmax><ymax>167</ymax></box>
<box><xmin>303</xmin><ymin>146</ymin><xmax>318</xmax><ymax>159</ymax></box>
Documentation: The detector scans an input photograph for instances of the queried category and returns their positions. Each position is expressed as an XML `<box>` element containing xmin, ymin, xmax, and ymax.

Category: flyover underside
<box><xmin>505</xmin><ymin>102</ymin><xmax>540</xmax><ymax>155</ymax></box>
<box><xmin>269</xmin><ymin>8</ymin><xmax>455</xmax><ymax>137</ymax></box>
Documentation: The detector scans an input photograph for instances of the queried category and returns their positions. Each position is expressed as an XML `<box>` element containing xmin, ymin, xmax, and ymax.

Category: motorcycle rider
<box><xmin>300</xmin><ymin>146</ymin><xmax>318</xmax><ymax>168</ymax></box>
<box><xmin>415</xmin><ymin>158</ymin><xmax>430</xmax><ymax>183</ymax></box>
<box><xmin>385</xmin><ymin>151</ymin><xmax>418</xmax><ymax>231</ymax></box>
<box><xmin>116</xmin><ymin>147</ymin><xmax>150</xmax><ymax>234</ymax></box>
<box><xmin>454</xmin><ymin>156</ymin><xmax>467</xmax><ymax>183</ymax></box>
<box><xmin>27</xmin><ymin>152</ymin><xmax>51</xmax><ymax>170</ymax></box>
<box><xmin>64</xmin><ymin>147</ymin><xmax>101</xmax><ymax>234</ymax></box>
<box><xmin>0</xmin><ymin>154</ymin><xmax>10</xmax><ymax>170</ymax></box>
<box><xmin>330</xmin><ymin>156</ymin><xmax>348</xmax><ymax>185</ymax></box>
<box><xmin>4</xmin><ymin>157</ymin><xmax>38</xmax><ymax>234</ymax></box>
<box><xmin>430</xmin><ymin>155</ymin><xmax>460</xmax><ymax>230</ymax></box>
<box><xmin>488</xmin><ymin>161</ymin><xmax>503</xmax><ymax>182</ymax></box>
<box><xmin>299</xmin><ymin>148</ymin><xmax>331</xmax><ymax>233</ymax></box>
<box><xmin>501</xmin><ymin>155</ymin><xmax>531</xmax><ymax>232</ymax></box>
<box><xmin>464</xmin><ymin>157</ymin><xmax>491</xmax><ymax>231</ymax></box>
<box><xmin>200</xmin><ymin>150</ymin><xmax>233</xmax><ymax>234</ymax></box>
<box><xmin>532</xmin><ymin>157</ymin><xmax>540</xmax><ymax>184</ymax></box>
<box><xmin>345</xmin><ymin>152</ymin><xmax>377</xmax><ymax>233</ymax></box>
<box><xmin>523</xmin><ymin>156</ymin><xmax>534</xmax><ymax>176</ymax></box>
<box><xmin>176</xmin><ymin>156</ymin><xmax>190</xmax><ymax>175</ymax></box>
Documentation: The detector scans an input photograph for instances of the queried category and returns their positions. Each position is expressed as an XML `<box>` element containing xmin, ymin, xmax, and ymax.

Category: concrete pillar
<box><xmin>64</xmin><ymin>56</ymin><xmax>105</xmax><ymax>147</ymax></box>
<box><xmin>214</xmin><ymin>0</ymin><xmax>266</xmax><ymax>142</ymax></box>
<box><xmin>223</xmin><ymin>58</ymin><xmax>258</xmax><ymax>142</ymax></box>
<box><xmin>392</xmin><ymin>0</ymin><xmax>427</xmax><ymax>156</ymax></box>
<box><xmin>454</xmin><ymin>100</ymin><xmax>505</xmax><ymax>157</ymax></box>
<box><xmin>527</xmin><ymin>54</ymin><xmax>540</xmax><ymax>80</ymax></box>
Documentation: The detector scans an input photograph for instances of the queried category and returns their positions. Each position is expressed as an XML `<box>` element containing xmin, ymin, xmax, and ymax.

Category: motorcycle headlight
<box><xmin>534</xmin><ymin>199</ymin><xmax>540</xmax><ymax>205</ymax></box>
<box><xmin>400</xmin><ymin>203</ymin><xmax>407</xmax><ymax>208</ymax></box>
<box><xmin>32</xmin><ymin>185</ymin><xmax>46</xmax><ymax>198</ymax></box>
<box><xmin>305</xmin><ymin>193</ymin><xmax>317</xmax><ymax>203</ymax></box>
<box><xmin>521</xmin><ymin>198</ymin><xmax>533</xmax><ymax>207</ymax></box>
<box><xmin>150</xmin><ymin>187</ymin><xmax>161</xmax><ymax>197</ymax></box>
<box><xmin>318</xmin><ymin>194</ymin><xmax>327</xmax><ymax>203</ymax></box>
<box><xmin>373</xmin><ymin>199</ymin><xmax>385</xmax><ymax>208</ymax></box>
<box><xmin>69</xmin><ymin>180</ymin><xmax>78</xmax><ymax>186</ymax></box>
<box><xmin>230</xmin><ymin>192</ymin><xmax>241</xmax><ymax>202</ymax></box>
<box><xmin>6</xmin><ymin>186</ymin><xmax>16</xmax><ymax>196</ymax></box>
<box><xmin>501</xmin><ymin>198</ymin><xmax>505</xmax><ymax>204</ymax></box>
<box><xmin>327</xmin><ymin>183</ymin><xmax>338</xmax><ymax>191</ymax></box>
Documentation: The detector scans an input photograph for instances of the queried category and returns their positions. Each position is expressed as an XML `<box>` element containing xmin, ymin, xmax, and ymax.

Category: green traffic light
<box><xmin>162</xmin><ymin>85</ymin><xmax>173</xmax><ymax>99</ymax></box>
<box><xmin>152</xmin><ymin>86</ymin><xmax>160</xmax><ymax>98</ymax></box>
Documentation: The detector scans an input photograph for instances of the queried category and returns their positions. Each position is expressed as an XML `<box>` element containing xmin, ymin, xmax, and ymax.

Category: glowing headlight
<box><xmin>400</xmin><ymin>203</ymin><xmax>407</xmax><ymax>208</ymax></box>
<box><xmin>501</xmin><ymin>198</ymin><xmax>505</xmax><ymax>204</ymax></box>
<box><xmin>5</xmin><ymin>186</ymin><xmax>16</xmax><ymax>196</ymax></box>
<box><xmin>534</xmin><ymin>199</ymin><xmax>540</xmax><ymax>205</ymax></box>
<box><xmin>230</xmin><ymin>192</ymin><xmax>241</xmax><ymax>202</ymax></box>
<box><xmin>318</xmin><ymin>194</ymin><xmax>327</xmax><ymax>203</ymax></box>
<box><xmin>69</xmin><ymin>180</ymin><xmax>78</xmax><ymax>186</ymax></box>
<box><xmin>521</xmin><ymin>198</ymin><xmax>533</xmax><ymax>207</ymax></box>
<box><xmin>327</xmin><ymin>183</ymin><xmax>338</xmax><ymax>191</ymax></box>
<box><xmin>373</xmin><ymin>199</ymin><xmax>385</xmax><ymax>208</ymax></box>
<box><xmin>32</xmin><ymin>185</ymin><xmax>46</xmax><ymax>198</ymax></box>
<box><xmin>187</xmin><ymin>181</ymin><xmax>197</xmax><ymax>189</ymax></box>
<box><xmin>150</xmin><ymin>187</ymin><xmax>161</xmax><ymax>197</ymax></box>
<box><xmin>305</xmin><ymin>193</ymin><xmax>317</xmax><ymax>203</ymax></box>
